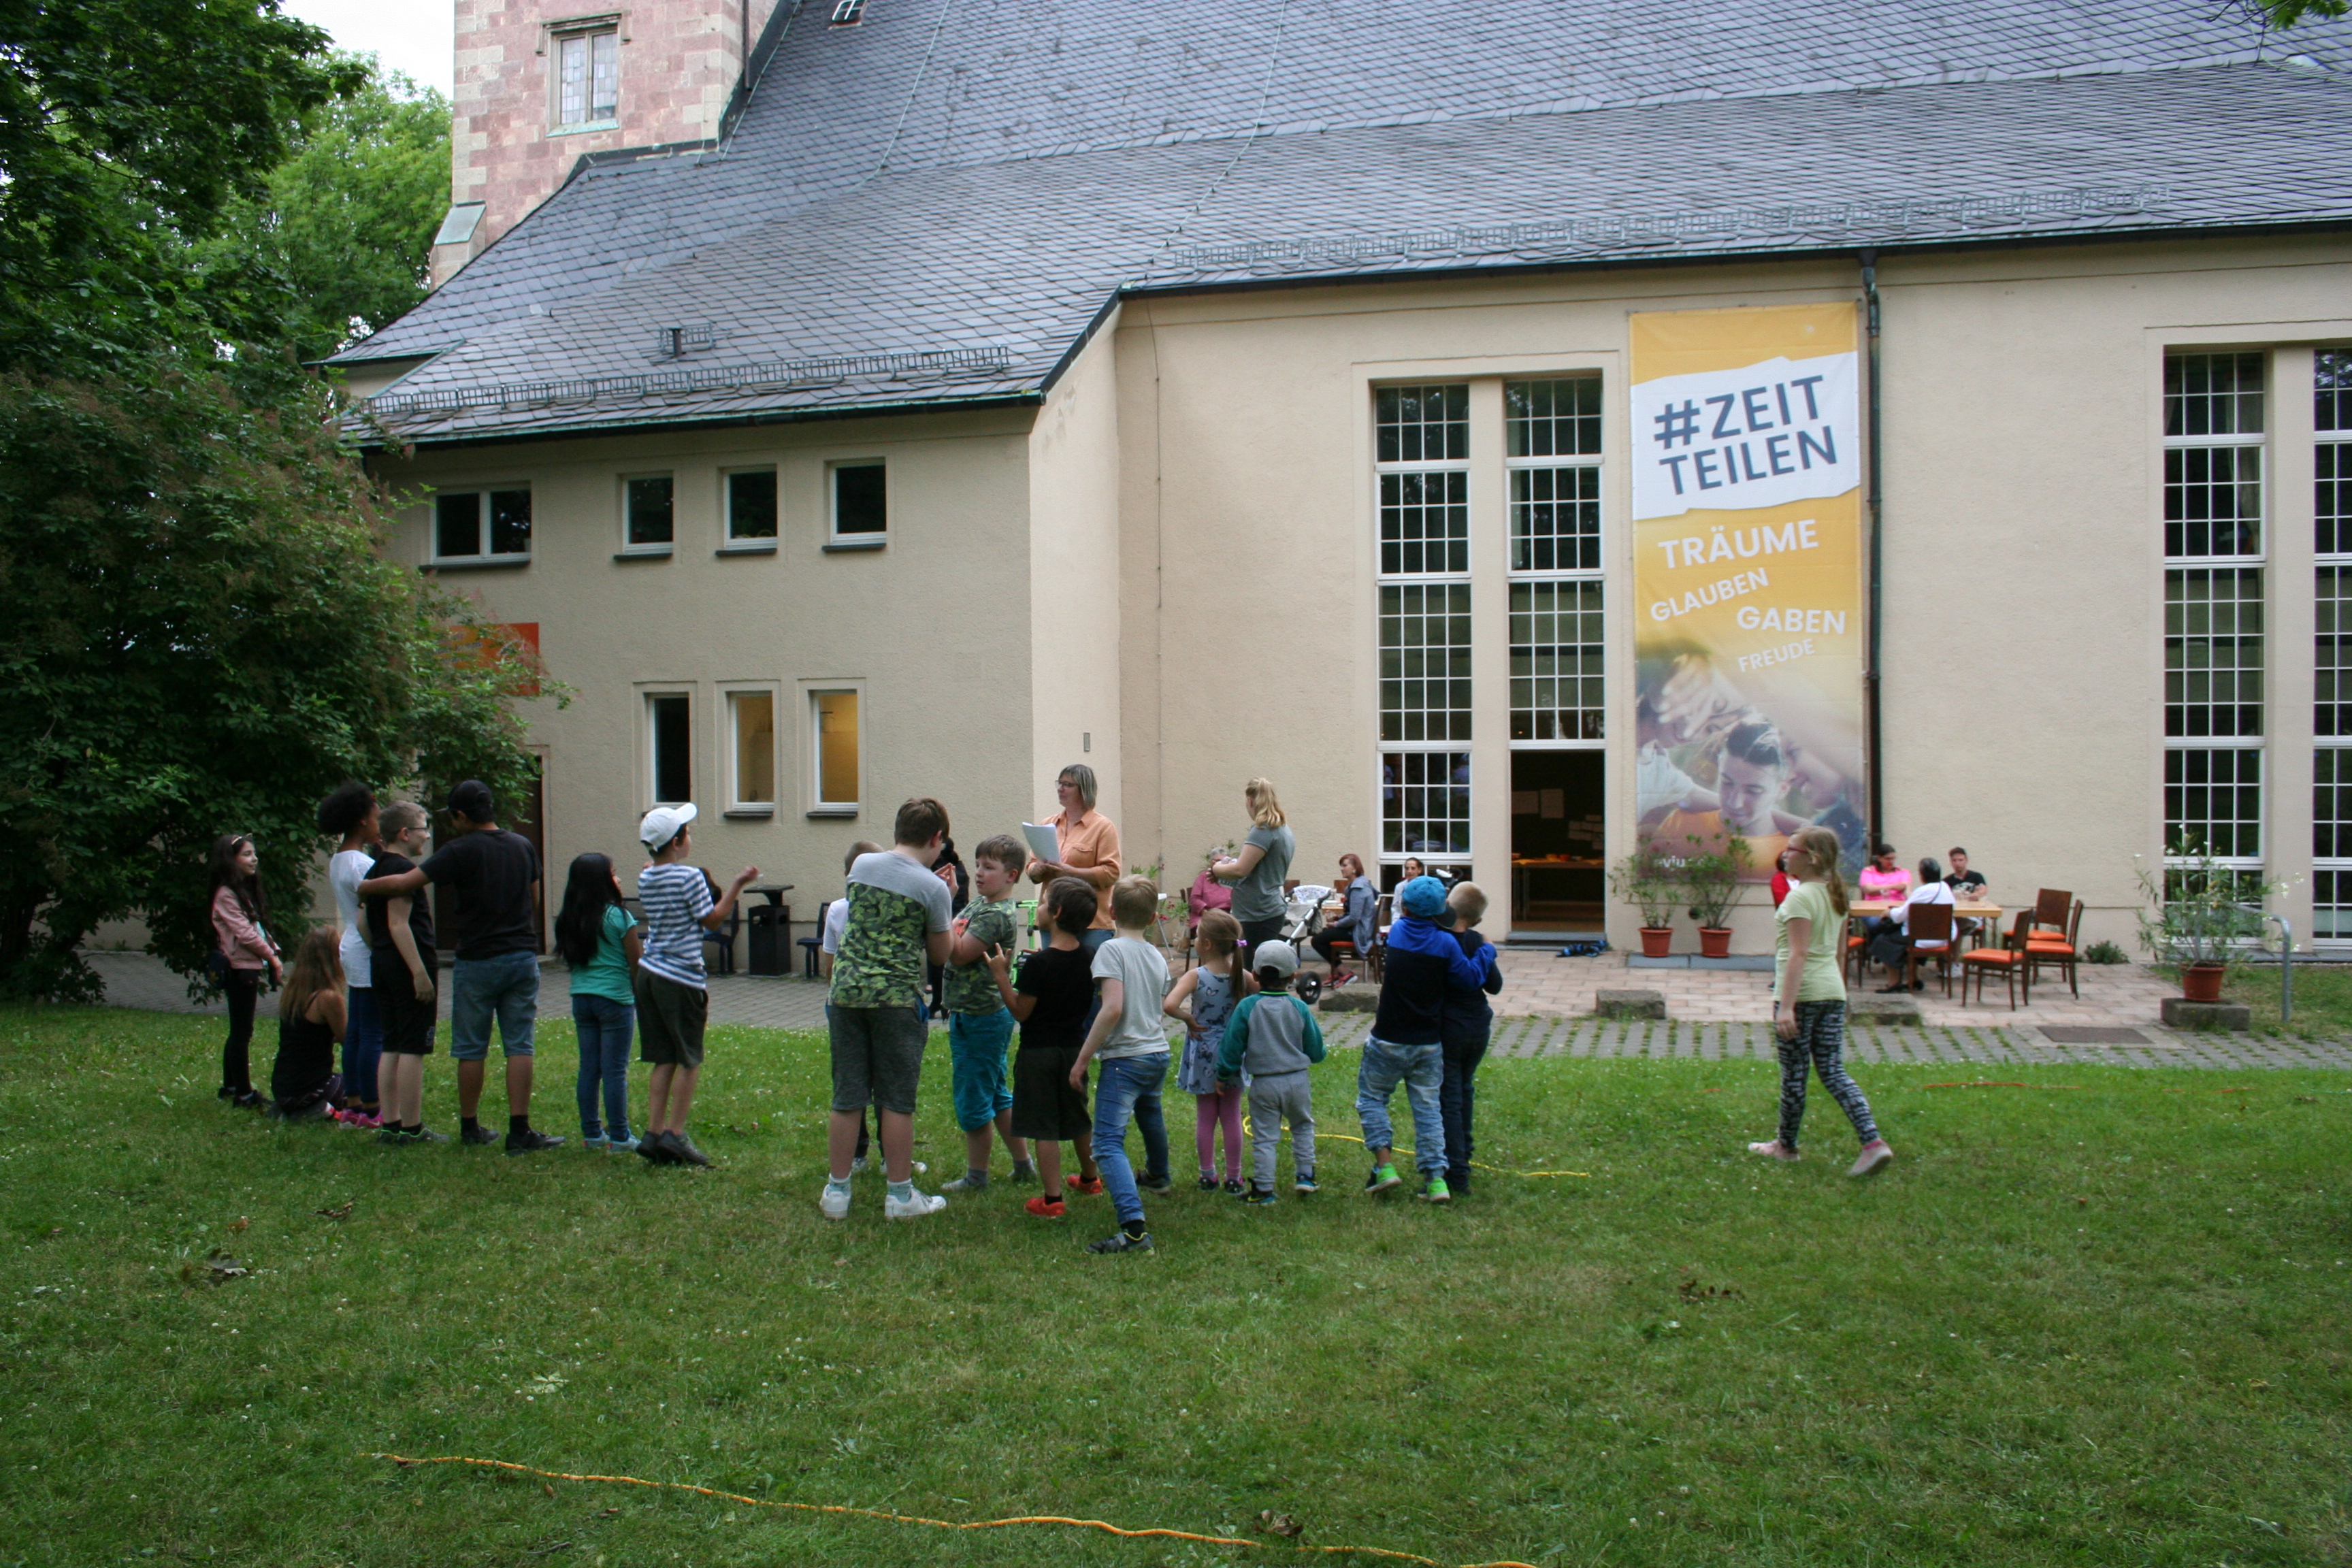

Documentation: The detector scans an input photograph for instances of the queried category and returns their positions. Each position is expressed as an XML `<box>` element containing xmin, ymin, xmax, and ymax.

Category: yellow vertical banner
<box><xmin>1629</xmin><ymin>304</ymin><xmax>1865</xmax><ymax>880</ymax></box>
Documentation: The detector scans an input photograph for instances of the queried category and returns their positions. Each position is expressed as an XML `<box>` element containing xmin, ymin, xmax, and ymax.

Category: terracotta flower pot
<box><xmin>2180</xmin><ymin>962</ymin><xmax>2226</xmax><ymax>1003</ymax></box>
<box><xmin>1698</xmin><ymin>926</ymin><xmax>1732</xmax><ymax>959</ymax></box>
<box><xmin>1639</xmin><ymin>926</ymin><xmax>1673</xmax><ymax>958</ymax></box>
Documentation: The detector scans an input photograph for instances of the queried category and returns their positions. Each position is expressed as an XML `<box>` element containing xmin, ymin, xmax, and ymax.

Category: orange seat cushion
<box><xmin>1963</xmin><ymin>951</ymin><xmax>2022</xmax><ymax>967</ymax></box>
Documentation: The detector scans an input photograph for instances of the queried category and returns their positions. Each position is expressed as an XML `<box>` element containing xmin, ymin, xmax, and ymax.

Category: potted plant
<box><xmin>1610</xmin><ymin>845</ymin><xmax>1679</xmax><ymax>957</ymax></box>
<box><xmin>1681</xmin><ymin>834</ymin><xmax>1752</xmax><ymax>959</ymax></box>
<box><xmin>2134</xmin><ymin>836</ymin><xmax>2274</xmax><ymax>1001</ymax></box>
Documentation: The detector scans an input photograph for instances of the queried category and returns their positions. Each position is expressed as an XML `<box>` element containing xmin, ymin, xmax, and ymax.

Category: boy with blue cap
<box><xmin>1359</xmin><ymin>874</ymin><xmax>1497</xmax><ymax>1203</ymax></box>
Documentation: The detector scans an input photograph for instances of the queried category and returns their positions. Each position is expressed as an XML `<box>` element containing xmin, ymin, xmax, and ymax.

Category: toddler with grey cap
<box><xmin>1216</xmin><ymin>939</ymin><xmax>1325</xmax><ymax>1203</ymax></box>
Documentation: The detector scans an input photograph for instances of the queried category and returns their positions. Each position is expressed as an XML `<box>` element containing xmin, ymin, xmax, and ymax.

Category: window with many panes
<box><xmin>555</xmin><ymin>28</ymin><xmax>619</xmax><ymax>130</ymax></box>
<box><xmin>1375</xmin><ymin>386</ymin><xmax>1471</xmax><ymax>875</ymax></box>
<box><xmin>2317</xmin><ymin>351</ymin><xmax>2352</xmax><ymax>936</ymax></box>
<box><xmin>1506</xmin><ymin>376</ymin><xmax>1605</xmax><ymax>742</ymax></box>
<box><xmin>2163</xmin><ymin>353</ymin><xmax>2264</xmax><ymax>866</ymax></box>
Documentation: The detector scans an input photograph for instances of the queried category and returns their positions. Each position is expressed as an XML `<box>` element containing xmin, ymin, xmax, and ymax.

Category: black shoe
<box><xmin>231</xmin><ymin>1089</ymin><xmax>266</xmax><ymax>1110</ymax></box>
<box><xmin>1196</xmin><ymin>1175</ymin><xmax>1220</xmax><ymax>1191</ymax></box>
<box><xmin>1138</xmin><ymin>1173</ymin><xmax>1173</xmax><ymax>1194</ymax></box>
<box><xmin>637</xmin><ymin>1130</ymin><xmax>677</xmax><ymax>1165</ymax></box>
<box><xmin>217</xmin><ymin>1085</ymin><xmax>238</xmax><ymax>1102</ymax></box>
<box><xmin>504</xmin><ymin>1128</ymin><xmax>564</xmax><ymax>1156</ymax></box>
<box><xmin>1222</xmin><ymin>1177</ymin><xmax>1245</xmax><ymax>1195</ymax></box>
<box><xmin>459</xmin><ymin>1124</ymin><xmax>498</xmax><ymax>1147</ymax></box>
<box><xmin>1085</xmin><ymin>1230</ymin><xmax>1154</xmax><ymax>1254</ymax></box>
<box><xmin>410</xmin><ymin>1126</ymin><xmax>451</xmax><ymax>1144</ymax></box>
<box><xmin>666</xmin><ymin>1135</ymin><xmax>712</xmax><ymax>1168</ymax></box>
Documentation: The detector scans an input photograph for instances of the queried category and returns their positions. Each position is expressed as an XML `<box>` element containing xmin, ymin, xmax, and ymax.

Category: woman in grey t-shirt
<box><xmin>1211</xmin><ymin>778</ymin><xmax>1295</xmax><ymax>963</ymax></box>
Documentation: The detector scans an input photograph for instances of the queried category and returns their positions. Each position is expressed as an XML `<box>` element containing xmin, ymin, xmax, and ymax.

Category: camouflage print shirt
<box><xmin>943</xmin><ymin>896</ymin><xmax>1019</xmax><ymax>1015</ymax></box>
<box><xmin>828</xmin><ymin>851</ymin><xmax>955</xmax><ymax>1011</ymax></box>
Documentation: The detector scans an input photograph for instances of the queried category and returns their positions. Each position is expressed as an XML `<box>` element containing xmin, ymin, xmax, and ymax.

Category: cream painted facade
<box><xmin>372</xmin><ymin>235</ymin><xmax>2352</xmax><ymax>956</ymax></box>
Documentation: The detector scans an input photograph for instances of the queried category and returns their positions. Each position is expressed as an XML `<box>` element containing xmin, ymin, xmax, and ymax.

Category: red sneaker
<box><xmin>1025</xmin><ymin>1195</ymin><xmax>1066</xmax><ymax>1218</ymax></box>
<box><xmin>1071</xmin><ymin>1177</ymin><xmax>1106</xmax><ymax>1196</ymax></box>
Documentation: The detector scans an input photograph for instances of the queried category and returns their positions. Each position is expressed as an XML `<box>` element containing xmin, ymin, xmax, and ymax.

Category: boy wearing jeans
<box><xmin>1072</xmin><ymin>876</ymin><xmax>1173</xmax><ymax>1254</ymax></box>
<box><xmin>1215</xmin><ymin>939</ymin><xmax>1324</xmax><ymax>1205</ymax></box>
<box><xmin>821</xmin><ymin>798</ymin><xmax>955</xmax><ymax>1221</ymax></box>
<box><xmin>939</xmin><ymin>834</ymin><xmax>1032</xmax><ymax>1192</ymax></box>
<box><xmin>1358</xmin><ymin>875</ymin><xmax>1494</xmax><ymax>1203</ymax></box>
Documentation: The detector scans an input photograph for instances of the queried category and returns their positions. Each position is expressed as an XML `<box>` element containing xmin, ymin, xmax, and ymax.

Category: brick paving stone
<box><xmin>69</xmin><ymin>949</ymin><xmax>2352</xmax><ymax>1071</ymax></box>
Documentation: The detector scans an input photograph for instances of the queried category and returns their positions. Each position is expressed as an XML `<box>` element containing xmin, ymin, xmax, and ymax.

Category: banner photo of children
<box><xmin>1629</xmin><ymin>304</ymin><xmax>1867</xmax><ymax>881</ymax></box>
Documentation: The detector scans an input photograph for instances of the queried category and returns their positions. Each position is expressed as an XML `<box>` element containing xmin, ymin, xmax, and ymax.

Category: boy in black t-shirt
<box><xmin>987</xmin><ymin>877</ymin><xmax>1103</xmax><ymax>1218</ymax></box>
<box><xmin>365</xmin><ymin>804</ymin><xmax>448</xmax><ymax>1145</ymax></box>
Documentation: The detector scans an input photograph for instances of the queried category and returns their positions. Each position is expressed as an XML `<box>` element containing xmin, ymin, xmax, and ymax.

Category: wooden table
<box><xmin>1850</xmin><ymin>900</ymin><xmax>2004</xmax><ymax>924</ymax></box>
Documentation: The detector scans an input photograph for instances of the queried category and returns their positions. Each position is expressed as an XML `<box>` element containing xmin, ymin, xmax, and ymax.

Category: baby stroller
<box><xmin>1278</xmin><ymin>883</ymin><xmax>1334</xmax><ymax>1005</ymax></box>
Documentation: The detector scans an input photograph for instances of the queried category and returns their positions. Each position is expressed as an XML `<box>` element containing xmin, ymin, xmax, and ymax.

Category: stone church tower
<box><xmin>431</xmin><ymin>0</ymin><xmax>784</xmax><ymax>286</ymax></box>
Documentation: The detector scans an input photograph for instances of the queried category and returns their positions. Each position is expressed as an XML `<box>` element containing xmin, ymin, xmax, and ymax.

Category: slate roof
<box><xmin>340</xmin><ymin>0</ymin><xmax>2352</xmax><ymax>445</ymax></box>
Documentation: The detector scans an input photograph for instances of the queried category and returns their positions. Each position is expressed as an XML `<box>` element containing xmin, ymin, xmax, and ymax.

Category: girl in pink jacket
<box><xmin>208</xmin><ymin>833</ymin><xmax>281</xmax><ymax>1107</ymax></box>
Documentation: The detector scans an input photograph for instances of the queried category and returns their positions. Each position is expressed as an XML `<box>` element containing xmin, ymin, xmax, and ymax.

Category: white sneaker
<box><xmin>884</xmin><ymin>1187</ymin><xmax>947</xmax><ymax>1220</ymax></box>
<box><xmin>819</xmin><ymin>1183</ymin><xmax>851</xmax><ymax>1221</ymax></box>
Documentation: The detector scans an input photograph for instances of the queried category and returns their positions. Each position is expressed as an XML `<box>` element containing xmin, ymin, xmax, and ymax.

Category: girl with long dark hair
<box><xmin>269</xmin><ymin>926</ymin><xmax>347</xmax><ymax>1120</ymax></box>
<box><xmin>555</xmin><ymin>852</ymin><xmax>643</xmax><ymax>1151</ymax></box>
<box><xmin>207</xmin><ymin>832</ymin><xmax>280</xmax><ymax>1107</ymax></box>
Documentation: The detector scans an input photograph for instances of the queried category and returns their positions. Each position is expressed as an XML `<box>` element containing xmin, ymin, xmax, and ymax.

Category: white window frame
<box><xmin>621</xmin><ymin>471</ymin><xmax>674</xmax><ymax>555</ymax></box>
<box><xmin>642</xmin><ymin>687</ymin><xmax>694</xmax><ymax>810</ymax></box>
<box><xmin>2315</xmin><ymin>349</ymin><xmax>2352</xmax><ymax>943</ymax></box>
<box><xmin>1505</xmin><ymin>374</ymin><xmax>1607</xmax><ymax>750</ymax></box>
<box><xmin>551</xmin><ymin>25</ymin><xmax>621</xmax><ymax>133</ymax></box>
<box><xmin>722</xmin><ymin>465</ymin><xmax>779</xmax><ymax>549</ymax></box>
<box><xmin>2163</xmin><ymin>352</ymin><xmax>2268</xmax><ymax>872</ymax></box>
<box><xmin>430</xmin><ymin>486</ymin><xmax>534</xmax><ymax>566</ymax></box>
<box><xmin>721</xmin><ymin>685</ymin><xmax>779</xmax><ymax>817</ymax></box>
<box><xmin>827</xmin><ymin>459</ymin><xmax>889</xmax><ymax>546</ymax></box>
<box><xmin>1373</xmin><ymin>382</ymin><xmax>1474</xmax><ymax>879</ymax></box>
<box><xmin>806</xmin><ymin>684</ymin><xmax>864</xmax><ymax>817</ymax></box>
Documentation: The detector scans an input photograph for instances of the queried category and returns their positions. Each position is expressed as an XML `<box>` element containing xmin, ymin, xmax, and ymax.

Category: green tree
<box><xmin>0</xmin><ymin>370</ymin><xmax>552</xmax><ymax>1002</ymax></box>
<box><xmin>0</xmin><ymin>0</ymin><xmax>366</xmax><ymax>381</ymax></box>
<box><xmin>2246</xmin><ymin>0</ymin><xmax>2347</xmax><ymax>26</ymax></box>
<box><xmin>197</xmin><ymin>59</ymin><xmax>451</xmax><ymax>367</ymax></box>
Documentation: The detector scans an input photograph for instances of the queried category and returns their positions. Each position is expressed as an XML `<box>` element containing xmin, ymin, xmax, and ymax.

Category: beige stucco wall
<box><xmin>369</xmin><ymin>404</ymin><xmax>1039</xmax><ymax>937</ymax></box>
<box><xmin>1028</xmin><ymin>316</ymin><xmax>1127</xmax><ymax>839</ymax></box>
<box><xmin>1113</xmin><ymin>235</ymin><xmax>2352</xmax><ymax>955</ymax></box>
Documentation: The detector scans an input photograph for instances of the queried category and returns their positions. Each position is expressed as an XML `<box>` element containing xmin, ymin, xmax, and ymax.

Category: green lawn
<box><xmin>2225</xmin><ymin>961</ymin><xmax>2352</xmax><ymax>1038</ymax></box>
<box><xmin>3</xmin><ymin>1007</ymin><xmax>2349</xmax><ymax>1568</ymax></box>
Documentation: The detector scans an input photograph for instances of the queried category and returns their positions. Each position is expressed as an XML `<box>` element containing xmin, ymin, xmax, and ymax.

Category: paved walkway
<box><xmin>75</xmin><ymin>949</ymin><xmax>2351</xmax><ymax>1071</ymax></box>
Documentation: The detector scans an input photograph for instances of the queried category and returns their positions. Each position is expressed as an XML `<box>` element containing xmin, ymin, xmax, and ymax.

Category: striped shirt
<box><xmin>636</xmin><ymin>862</ymin><xmax>714</xmax><ymax>988</ymax></box>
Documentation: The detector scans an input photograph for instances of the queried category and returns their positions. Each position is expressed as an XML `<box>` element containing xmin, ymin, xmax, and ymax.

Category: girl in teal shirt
<box><xmin>557</xmin><ymin>853</ymin><xmax>644</xmax><ymax>1151</ymax></box>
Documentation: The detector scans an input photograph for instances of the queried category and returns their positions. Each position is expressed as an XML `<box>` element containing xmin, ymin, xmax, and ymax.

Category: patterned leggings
<box><xmin>1776</xmin><ymin>1000</ymin><xmax>1879</xmax><ymax>1151</ymax></box>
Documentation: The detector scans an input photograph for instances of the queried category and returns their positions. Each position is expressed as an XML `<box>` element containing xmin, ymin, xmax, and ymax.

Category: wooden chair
<box><xmin>1961</xmin><ymin>911</ymin><xmax>2036</xmax><ymax>1009</ymax></box>
<box><xmin>1901</xmin><ymin>900</ymin><xmax>1957</xmax><ymax>996</ymax></box>
<box><xmin>2027</xmin><ymin>898</ymin><xmax>2084</xmax><ymax>998</ymax></box>
<box><xmin>2031</xmin><ymin>887</ymin><xmax>2074</xmax><ymax>939</ymax></box>
<box><xmin>1846</xmin><ymin>912</ymin><xmax>1872</xmax><ymax>986</ymax></box>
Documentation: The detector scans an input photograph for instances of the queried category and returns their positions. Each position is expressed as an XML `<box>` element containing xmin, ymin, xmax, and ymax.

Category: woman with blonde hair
<box><xmin>269</xmin><ymin>926</ymin><xmax>348</xmax><ymax>1120</ymax></box>
<box><xmin>1751</xmin><ymin>825</ymin><xmax>1891</xmax><ymax>1176</ymax></box>
<box><xmin>1212</xmin><ymin>777</ymin><xmax>1295</xmax><ymax>964</ymax></box>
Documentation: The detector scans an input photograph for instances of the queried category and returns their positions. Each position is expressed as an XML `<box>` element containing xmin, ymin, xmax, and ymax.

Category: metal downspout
<box><xmin>1860</xmin><ymin>249</ymin><xmax>1884</xmax><ymax>848</ymax></box>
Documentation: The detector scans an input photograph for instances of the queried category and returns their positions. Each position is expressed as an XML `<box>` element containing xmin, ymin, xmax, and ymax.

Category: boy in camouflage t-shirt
<box><xmin>821</xmin><ymin>798</ymin><xmax>955</xmax><ymax>1222</ymax></box>
<box><xmin>938</xmin><ymin>834</ymin><xmax>1034</xmax><ymax>1192</ymax></box>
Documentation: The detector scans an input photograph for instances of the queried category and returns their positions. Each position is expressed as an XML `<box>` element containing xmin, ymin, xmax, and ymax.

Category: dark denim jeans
<box><xmin>572</xmin><ymin>993</ymin><xmax>635</xmax><ymax>1141</ymax></box>
<box><xmin>1090</xmin><ymin>1052</ymin><xmax>1171</xmax><ymax>1226</ymax></box>
<box><xmin>1439</xmin><ymin>1034</ymin><xmax>1488</xmax><ymax>1189</ymax></box>
<box><xmin>342</xmin><ymin>983</ymin><xmax>382</xmax><ymax>1106</ymax></box>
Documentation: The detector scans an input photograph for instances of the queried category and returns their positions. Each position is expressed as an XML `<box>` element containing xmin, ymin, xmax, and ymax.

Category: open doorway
<box><xmin>1510</xmin><ymin>751</ymin><xmax>1603</xmax><ymax>934</ymax></box>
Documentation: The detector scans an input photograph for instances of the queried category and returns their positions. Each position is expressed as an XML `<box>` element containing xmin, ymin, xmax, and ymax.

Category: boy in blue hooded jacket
<box><xmin>1359</xmin><ymin>875</ymin><xmax>1497</xmax><ymax>1203</ymax></box>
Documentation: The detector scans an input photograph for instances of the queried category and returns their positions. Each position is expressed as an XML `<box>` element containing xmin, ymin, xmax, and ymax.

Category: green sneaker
<box><xmin>1419</xmin><ymin>1175</ymin><xmax>1452</xmax><ymax>1204</ymax></box>
<box><xmin>1363</xmin><ymin>1162</ymin><xmax>1403</xmax><ymax>1194</ymax></box>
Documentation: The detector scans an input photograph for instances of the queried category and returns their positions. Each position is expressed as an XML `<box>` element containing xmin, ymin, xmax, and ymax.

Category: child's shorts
<box><xmin>947</xmin><ymin>1008</ymin><xmax>1016</xmax><ymax>1132</ymax></box>
<box><xmin>634</xmin><ymin>968</ymin><xmax>708</xmax><ymax>1068</ymax></box>
<box><xmin>376</xmin><ymin>962</ymin><xmax>438</xmax><ymax>1056</ymax></box>
<box><xmin>1010</xmin><ymin>1046</ymin><xmax>1090</xmax><ymax>1142</ymax></box>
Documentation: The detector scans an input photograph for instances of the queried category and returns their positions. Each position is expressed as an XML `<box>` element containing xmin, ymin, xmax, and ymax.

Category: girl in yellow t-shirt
<box><xmin>1752</xmin><ymin>826</ymin><xmax>1893</xmax><ymax>1177</ymax></box>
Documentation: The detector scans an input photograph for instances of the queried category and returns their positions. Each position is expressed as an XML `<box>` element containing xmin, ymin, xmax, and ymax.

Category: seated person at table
<box><xmin>1944</xmin><ymin>846</ymin><xmax>1989</xmax><ymax>934</ymax></box>
<box><xmin>1869</xmin><ymin>858</ymin><xmax>1955</xmax><ymax>988</ymax></box>
<box><xmin>1643</xmin><ymin>720</ymin><xmax>1791</xmax><ymax>877</ymax></box>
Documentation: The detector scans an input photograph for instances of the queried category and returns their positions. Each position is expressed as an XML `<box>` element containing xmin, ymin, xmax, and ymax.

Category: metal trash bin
<box><xmin>747</xmin><ymin>904</ymin><xmax>788</xmax><ymax>976</ymax></box>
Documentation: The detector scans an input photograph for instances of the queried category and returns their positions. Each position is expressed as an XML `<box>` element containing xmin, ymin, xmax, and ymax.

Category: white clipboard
<box><xmin>1020</xmin><ymin>822</ymin><xmax>1060</xmax><ymax>863</ymax></box>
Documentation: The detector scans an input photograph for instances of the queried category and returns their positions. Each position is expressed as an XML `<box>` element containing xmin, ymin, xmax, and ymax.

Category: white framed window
<box><xmin>623</xmin><ymin>473</ymin><xmax>673</xmax><ymax>551</ymax></box>
<box><xmin>1505</xmin><ymin>375</ymin><xmax>1606</xmax><ymax>747</ymax></box>
<box><xmin>830</xmin><ymin>461</ymin><xmax>887</xmax><ymax>541</ymax></box>
<box><xmin>554</xmin><ymin>28</ymin><xmax>619</xmax><ymax>131</ymax></box>
<box><xmin>810</xmin><ymin>689</ymin><xmax>862</xmax><ymax>813</ymax></box>
<box><xmin>2163</xmin><ymin>352</ymin><xmax>2267</xmax><ymax>869</ymax></box>
<box><xmin>2315</xmin><ymin>350</ymin><xmax>2352</xmax><ymax>938</ymax></box>
<box><xmin>647</xmin><ymin>691</ymin><xmax>692</xmax><ymax>807</ymax></box>
<box><xmin>725</xmin><ymin>688</ymin><xmax>777</xmax><ymax>813</ymax></box>
<box><xmin>1374</xmin><ymin>383</ymin><xmax>1473</xmax><ymax>878</ymax></box>
<box><xmin>725</xmin><ymin>467</ymin><xmax>778</xmax><ymax>544</ymax></box>
<box><xmin>434</xmin><ymin>487</ymin><xmax>532</xmax><ymax>564</ymax></box>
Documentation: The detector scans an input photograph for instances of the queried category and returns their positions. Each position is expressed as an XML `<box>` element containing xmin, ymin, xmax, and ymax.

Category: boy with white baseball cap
<box><xmin>634</xmin><ymin>803</ymin><xmax>757</xmax><ymax>1167</ymax></box>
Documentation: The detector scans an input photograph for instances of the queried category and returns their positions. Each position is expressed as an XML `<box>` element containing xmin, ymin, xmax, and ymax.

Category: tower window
<box><xmin>556</xmin><ymin>29</ymin><xmax>619</xmax><ymax>128</ymax></box>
